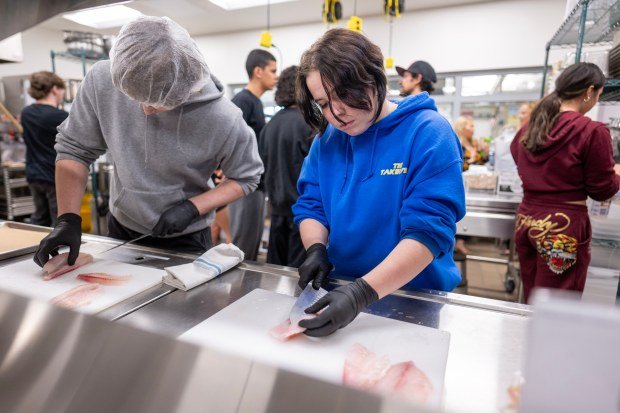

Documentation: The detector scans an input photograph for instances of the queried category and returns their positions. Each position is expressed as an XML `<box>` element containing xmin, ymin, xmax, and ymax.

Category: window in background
<box><xmin>460</xmin><ymin>101</ymin><xmax>531</xmax><ymax>139</ymax></box>
<box><xmin>500</xmin><ymin>73</ymin><xmax>542</xmax><ymax>93</ymax></box>
<box><xmin>386</xmin><ymin>75</ymin><xmax>455</xmax><ymax>122</ymax></box>
<box><xmin>387</xmin><ymin>68</ymin><xmax>543</xmax><ymax>140</ymax></box>
<box><xmin>461</xmin><ymin>75</ymin><xmax>501</xmax><ymax>97</ymax></box>
<box><xmin>436</xmin><ymin>103</ymin><xmax>454</xmax><ymax>124</ymax></box>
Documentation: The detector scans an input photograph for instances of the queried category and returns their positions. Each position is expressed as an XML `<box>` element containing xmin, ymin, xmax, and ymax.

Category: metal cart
<box><xmin>457</xmin><ymin>191</ymin><xmax>522</xmax><ymax>298</ymax></box>
<box><xmin>0</xmin><ymin>163</ymin><xmax>34</xmax><ymax>220</ymax></box>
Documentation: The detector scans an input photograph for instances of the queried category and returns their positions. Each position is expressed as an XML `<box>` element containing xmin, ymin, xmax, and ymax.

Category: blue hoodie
<box><xmin>293</xmin><ymin>93</ymin><xmax>466</xmax><ymax>291</ymax></box>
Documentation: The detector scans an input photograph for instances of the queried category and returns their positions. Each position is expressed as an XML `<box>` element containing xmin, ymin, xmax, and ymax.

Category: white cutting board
<box><xmin>180</xmin><ymin>289</ymin><xmax>450</xmax><ymax>408</ymax></box>
<box><xmin>0</xmin><ymin>255</ymin><xmax>164</xmax><ymax>314</ymax></box>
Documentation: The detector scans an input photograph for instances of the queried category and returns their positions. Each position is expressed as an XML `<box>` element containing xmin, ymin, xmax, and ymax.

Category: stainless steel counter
<box><xmin>0</xmin><ymin>289</ymin><xmax>416</xmax><ymax>413</ymax></box>
<box><xmin>459</xmin><ymin>191</ymin><xmax>521</xmax><ymax>239</ymax></box>
<box><xmin>120</xmin><ymin>260</ymin><xmax>531</xmax><ymax>413</ymax></box>
<box><xmin>0</xmin><ymin>231</ymin><xmax>188</xmax><ymax>321</ymax></box>
<box><xmin>0</xmin><ymin>232</ymin><xmax>531</xmax><ymax>413</ymax></box>
<box><xmin>465</xmin><ymin>191</ymin><xmax>522</xmax><ymax>213</ymax></box>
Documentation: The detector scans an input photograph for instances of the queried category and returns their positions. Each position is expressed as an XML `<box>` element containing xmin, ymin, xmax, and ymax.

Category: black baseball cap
<box><xmin>396</xmin><ymin>60</ymin><xmax>437</xmax><ymax>83</ymax></box>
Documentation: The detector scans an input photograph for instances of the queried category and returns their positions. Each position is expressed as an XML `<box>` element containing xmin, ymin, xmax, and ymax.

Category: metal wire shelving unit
<box><xmin>541</xmin><ymin>0</ymin><xmax>620</xmax><ymax>100</ymax></box>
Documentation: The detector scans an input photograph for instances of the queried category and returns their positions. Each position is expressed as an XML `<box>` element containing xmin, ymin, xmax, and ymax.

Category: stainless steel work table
<box><xmin>118</xmin><ymin>258</ymin><xmax>531</xmax><ymax>413</ymax></box>
<box><xmin>460</xmin><ymin>191</ymin><xmax>521</xmax><ymax>238</ymax></box>
<box><xmin>0</xmin><ymin>233</ymin><xmax>531</xmax><ymax>413</ymax></box>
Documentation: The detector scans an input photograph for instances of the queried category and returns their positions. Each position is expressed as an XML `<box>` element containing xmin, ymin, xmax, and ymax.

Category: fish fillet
<box><xmin>269</xmin><ymin>319</ymin><xmax>308</xmax><ymax>341</ymax></box>
<box><xmin>77</xmin><ymin>273</ymin><xmax>132</xmax><ymax>286</ymax></box>
<box><xmin>50</xmin><ymin>284</ymin><xmax>102</xmax><ymax>310</ymax></box>
<box><xmin>373</xmin><ymin>360</ymin><xmax>433</xmax><ymax>404</ymax></box>
<box><xmin>269</xmin><ymin>312</ymin><xmax>320</xmax><ymax>341</ymax></box>
<box><xmin>342</xmin><ymin>343</ymin><xmax>391</xmax><ymax>389</ymax></box>
<box><xmin>343</xmin><ymin>344</ymin><xmax>433</xmax><ymax>405</ymax></box>
<box><xmin>43</xmin><ymin>252</ymin><xmax>93</xmax><ymax>280</ymax></box>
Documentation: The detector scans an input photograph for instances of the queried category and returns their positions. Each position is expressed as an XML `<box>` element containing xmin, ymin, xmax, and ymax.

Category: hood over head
<box><xmin>521</xmin><ymin>111</ymin><xmax>592</xmax><ymax>163</ymax></box>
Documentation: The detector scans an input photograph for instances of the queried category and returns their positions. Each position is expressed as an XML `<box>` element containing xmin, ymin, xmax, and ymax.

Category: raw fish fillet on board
<box><xmin>343</xmin><ymin>343</ymin><xmax>433</xmax><ymax>405</ymax></box>
<box><xmin>269</xmin><ymin>316</ymin><xmax>313</xmax><ymax>341</ymax></box>
<box><xmin>269</xmin><ymin>284</ymin><xmax>327</xmax><ymax>341</ymax></box>
<box><xmin>50</xmin><ymin>284</ymin><xmax>102</xmax><ymax>309</ymax></box>
<box><xmin>43</xmin><ymin>253</ymin><xmax>93</xmax><ymax>280</ymax></box>
<box><xmin>77</xmin><ymin>273</ymin><xmax>132</xmax><ymax>286</ymax></box>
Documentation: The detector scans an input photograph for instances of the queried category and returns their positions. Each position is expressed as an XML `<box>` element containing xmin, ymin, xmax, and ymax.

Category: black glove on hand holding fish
<box><xmin>298</xmin><ymin>243</ymin><xmax>333</xmax><ymax>290</ymax></box>
<box><xmin>299</xmin><ymin>278</ymin><xmax>379</xmax><ymax>337</ymax></box>
<box><xmin>34</xmin><ymin>213</ymin><xmax>82</xmax><ymax>267</ymax></box>
<box><xmin>152</xmin><ymin>200</ymin><xmax>200</xmax><ymax>237</ymax></box>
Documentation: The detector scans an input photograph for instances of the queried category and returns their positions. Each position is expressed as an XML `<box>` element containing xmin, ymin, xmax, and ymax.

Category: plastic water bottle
<box><xmin>488</xmin><ymin>147</ymin><xmax>495</xmax><ymax>171</ymax></box>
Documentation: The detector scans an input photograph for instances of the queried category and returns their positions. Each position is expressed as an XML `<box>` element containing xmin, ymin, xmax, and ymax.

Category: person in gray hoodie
<box><xmin>34</xmin><ymin>16</ymin><xmax>263</xmax><ymax>267</ymax></box>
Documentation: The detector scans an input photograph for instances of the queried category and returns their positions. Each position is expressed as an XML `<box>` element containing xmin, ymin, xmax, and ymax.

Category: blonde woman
<box><xmin>453</xmin><ymin>116</ymin><xmax>488</xmax><ymax>171</ymax></box>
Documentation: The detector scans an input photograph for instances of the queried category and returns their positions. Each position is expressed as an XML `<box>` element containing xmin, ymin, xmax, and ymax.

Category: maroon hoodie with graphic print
<box><xmin>511</xmin><ymin>111</ymin><xmax>620</xmax><ymax>203</ymax></box>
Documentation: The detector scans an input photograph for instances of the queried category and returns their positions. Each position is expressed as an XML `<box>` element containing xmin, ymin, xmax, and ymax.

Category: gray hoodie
<box><xmin>56</xmin><ymin>60</ymin><xmax>263</xmax><ymax>236</ymax></box>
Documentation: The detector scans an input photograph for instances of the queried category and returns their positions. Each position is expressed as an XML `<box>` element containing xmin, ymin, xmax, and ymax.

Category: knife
<box><xmin>290</xmin><ymin>283</ymin><xmax>328</xmax><ymax>326</ymax></box>
<box><xmin>99</xmin><ymin>233</ymin><xmax>151</xmax><ymax>255</ymax></box>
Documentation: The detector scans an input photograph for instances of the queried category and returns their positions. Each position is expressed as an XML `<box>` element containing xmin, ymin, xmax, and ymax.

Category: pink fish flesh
<box><xmin>50</xmin><ymin>284</ymin><xmax>102</xmax><ymax>310</ymax></box>
<box><xmin>373</xmin><ymin>361</ymin><xmax>433</xmax><ymax>404</ymax></box>
<box><xmin>342</xmin><ymin>343</ymin><xmax>391</xmax><ymax>389</ymax></box>
<box><xmin>343</xmin><ymin>343</ymin><xmax>433</xmax><ymax>405</ymax></box>
<box><xmin>269</xmin><ymin>314</ymin><xmax>317</xmax><ymax>342</ymax></box>
<box><xmin>269</xmin><ymin>319</ymin><xmax>306</xmax><ymax>341</ymax></box>
<box><xmin>43</xmin><ymin>253</ymin><xmax>93</xmax><ymax>280</ymax></box>
<box><xmin>77</xmin><ymin>273</ymin><xmax>132</xmax><ymax>286</ymax></box>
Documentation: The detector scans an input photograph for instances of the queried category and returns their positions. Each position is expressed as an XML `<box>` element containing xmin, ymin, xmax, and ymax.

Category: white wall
<box><xmin>196</xmin><ymin>0</ymin><xmax>566</xmax><ymax>87</ymax></box>
<box><xmin>0</xmin><ymin>26</ymin><xmax>86</xmax><ymax>81</ymax></box>
<box><xmin>0</xmin><ymin>0</ymin><xmax>566</xmax><ymax>86</ymax></box>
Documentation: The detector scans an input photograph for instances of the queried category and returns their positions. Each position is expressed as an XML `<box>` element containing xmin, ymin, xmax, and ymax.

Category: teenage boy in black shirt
<box><xmin>230</xmin><ymin>49</ymin><xmax>278</xmax><ymax>260</ymax></box>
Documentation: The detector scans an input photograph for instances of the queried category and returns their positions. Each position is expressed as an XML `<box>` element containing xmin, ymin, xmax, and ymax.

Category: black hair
<box><xmin>275</xmin><ymin>65</ymin><xmax>298</xmax><ymax>107</ymax></box>
<box><xmin>245</xmin><ymin>49</ymin><xmax>277</xmax><ymax>79</ymax></box>
<box><xmin>411</xmin><ymin>72</ymin><xmax>435</xmax><ymax>94</ymax></box>
<box><xmin>296</xmin><ymin>28</ymin><xmax>387</xmax><ymax>135</ymax></box>
<box><xmin>522</xmin><ymin>62</ymin><xmax>605</xmax><ymax>153</ymax></box>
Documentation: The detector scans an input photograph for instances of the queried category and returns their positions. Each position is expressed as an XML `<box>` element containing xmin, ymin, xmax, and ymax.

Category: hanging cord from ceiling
<box><xmin>270</xmin><ymin>43</ymin><xmax>283</xmax><ymax>72</ymax></box>
<box><xmin>347</xmin><ymin>0</ymin><xmax>362</xmax><ymax>32</ymax></box>
<box><xmin>383</xmin><ymin>0</ymin><xmax>404</xmax><ymax>68</ymax></box>
<box><xmin>258</xmin><ymin>0</ymin><xmax>283</xmax><ymax>72</ymax></box>
<box><xmin>386</xmin><ymin>17</ymin><xmax>394</xmax><ymax>68</ymax></box>
<box><xmin>260</xmin><ymin>0</ymin><xmax>273</xmax><ymax>47</ymax></box>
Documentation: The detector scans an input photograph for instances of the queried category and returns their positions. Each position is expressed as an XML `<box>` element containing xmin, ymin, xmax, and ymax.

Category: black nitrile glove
<box><xmin>298</xmin><ymin>278</ymin><xmax>379</xmax><ymax>337</ymax></box>
<box><xmin>34</xmin><ymin>213</ymin><xmax>82</xmax><ymax>267</ymax></box>
<box><xmin>152</xmin><ymin>200</ymin><xmax>200</xmax><ymax>237</ymax></box>
<box><xmin>298</xmin><ymin>243</ymin><xmax>333</xmax><ymax>290</ymax></box>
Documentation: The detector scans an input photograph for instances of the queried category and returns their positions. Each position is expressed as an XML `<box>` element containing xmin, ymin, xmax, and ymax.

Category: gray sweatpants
<box><xmin>228</xmin><ymin>190</ymin><xmax>265</xmax><ymax>261</ymax></box>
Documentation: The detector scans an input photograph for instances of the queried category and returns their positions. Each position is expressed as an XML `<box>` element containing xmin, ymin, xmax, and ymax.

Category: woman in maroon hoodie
<box><xmin>511</xmin><ymin>63</ymin><xmax>620</xmax><ymax>303</ymax></box>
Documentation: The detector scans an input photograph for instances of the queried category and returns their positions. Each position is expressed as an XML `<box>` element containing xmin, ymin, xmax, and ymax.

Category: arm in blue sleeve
<box><xmin>400</xmin><ymin>119</ymin><xmax>466</xmax><ymax>258</ymax></box>
<box><xmin>292</xmin><ymin>136</ymin><xmax>329</xmax><ymax>229</ymax></box>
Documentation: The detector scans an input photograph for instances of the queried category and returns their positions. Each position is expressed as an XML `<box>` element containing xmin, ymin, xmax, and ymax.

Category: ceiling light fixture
<box><xmin>208</xmin><ymin>0</ymin><xmax>297</xmax><ymax>11</ymax></box>
<box><xmin>62</xmin><ymin>3</ymin><xmax>143</xmax><ymax>29</ymax></box>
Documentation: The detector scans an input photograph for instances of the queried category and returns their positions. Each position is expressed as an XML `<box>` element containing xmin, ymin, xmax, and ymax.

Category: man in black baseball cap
<box><xmin>396</xmin><ymin>60</ymin><xmax>437</xmax><ymax>97</ymax></box>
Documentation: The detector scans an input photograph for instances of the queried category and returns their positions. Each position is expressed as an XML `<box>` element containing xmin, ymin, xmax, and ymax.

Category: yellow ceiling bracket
<box><xmin>347</xmin><ymin>16</ymin><xmax>363</xmax><ymax>32</ymax></box>
<box><xmin>259</xmin><ymin>31</ymin><xmax>272</xmax><ymax>47</ymax></box>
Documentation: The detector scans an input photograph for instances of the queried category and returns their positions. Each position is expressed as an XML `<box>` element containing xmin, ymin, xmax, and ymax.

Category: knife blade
<box><xmin>290</xmin><ymin>283</ymin><xmax>328</xmax><ymax>326</ymax></box>
<box><xmin>99</xmin><ymin>233</ymin><xmax>151</xmax><ymax>255</ymax></box>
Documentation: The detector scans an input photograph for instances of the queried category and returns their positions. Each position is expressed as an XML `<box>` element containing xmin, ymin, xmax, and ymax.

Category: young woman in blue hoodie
<box><xmin>293</xmin><ymin>29</ymin><xmax>466</xmax><ymax>337</ymax></box>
